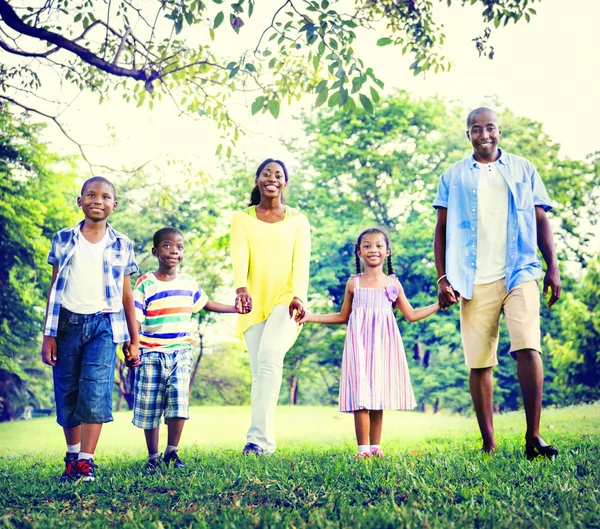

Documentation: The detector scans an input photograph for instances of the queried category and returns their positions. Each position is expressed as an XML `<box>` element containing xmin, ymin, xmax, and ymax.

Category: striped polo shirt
<box><xmin>134</xmin><ymin>272</ymin><xmax>208</xmax><ymax>353</ymax></box>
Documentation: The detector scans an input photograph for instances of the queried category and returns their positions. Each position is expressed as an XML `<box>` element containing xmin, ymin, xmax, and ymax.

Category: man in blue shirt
<box><xmin>433</xmin><ymin>107</ymin><xmax>561</xmax><ymax>459</ymax></box>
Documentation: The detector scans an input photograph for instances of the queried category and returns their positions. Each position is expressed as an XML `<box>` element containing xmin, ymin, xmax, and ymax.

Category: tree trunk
<box><xmin>189</xmin><ymin>332</ymin><xmax>204</xmax><ymax>394</ymax></box>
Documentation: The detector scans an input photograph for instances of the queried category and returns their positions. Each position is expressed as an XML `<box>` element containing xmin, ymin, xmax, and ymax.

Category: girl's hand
<box><xmin>235</xmin><ymin>288</ymin><xmax>252</xmax><ymax>314</ymax></box>
<box><xmin>289</xmin><ymin>297</ymin><xmax>305</xmax><ymax>320</ymax></box>
<box><xmin>41</xmin><ymin>336</ymin><xmax>57</xmax><ymax>367</ymax></box>
<box><xmin>296</xmin><ymin>311</ymin><xmax>311</xmax><ymax>325</ymax></box>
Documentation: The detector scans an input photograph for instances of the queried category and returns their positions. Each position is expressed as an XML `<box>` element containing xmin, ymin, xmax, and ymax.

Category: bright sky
<box><xmin>37</xmin><ymin>0</ymin><xmax>599</xmax><ymax>174</ymax></box>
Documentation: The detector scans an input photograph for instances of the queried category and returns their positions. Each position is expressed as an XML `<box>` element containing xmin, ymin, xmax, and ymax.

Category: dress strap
<box><xmin>354</xmin><ymin>274</ymin><xmax>361</xmax><ymax>290</ymax></box>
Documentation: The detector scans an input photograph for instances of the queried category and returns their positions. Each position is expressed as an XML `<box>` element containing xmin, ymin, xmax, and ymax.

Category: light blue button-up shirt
<box><xmin>433</xmin><ymin>150</ymin><xmax>552</xmax><ymax>300</ymax></box>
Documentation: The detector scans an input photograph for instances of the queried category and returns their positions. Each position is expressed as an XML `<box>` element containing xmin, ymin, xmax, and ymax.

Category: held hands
<box><xmin>41</xmin><ymin>336</ymin><xmax>57</xmax><ymax>367</ymax></box>
<box><xmin>289</xmin><ymin>297</ymin><xmax>305</xmax><ymax>321</ymax></box>
<box><xmin>437</xmin><ymin>278</ymin><xmax>460</xmax><ymax>309</ymax></box>
<box><xmin>235</xmin><ymin>288</ymin><xmax>253</xmax><ymax>314</ymax></box>
<box><xmin>296</xmin><ymin>310</ymin><xmax>311</xmax><ymax>325</ymax></box>
<box><xmin>543</xmin><ymin>265</ymin><xmax>562</xmax><ymax>307</ymax></box>
<box><xmin>123</xmin><ymin>341</ymin><xmax>140</xmax><ymax>369</ymax></box>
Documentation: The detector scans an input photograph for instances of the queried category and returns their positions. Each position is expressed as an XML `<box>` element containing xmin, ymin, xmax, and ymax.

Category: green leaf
<box><xmin>268</xmin><ymin>99</ymin><xmax>280</xmax><ymax>118</ymax></box>
<box><xmin>318</xmin><ymin>41</ymin><xmax>325</xmax><ymax>56</ymax></box>
<box><xmin>327</xmin><ymin>91</ymin><xmax>340</xmax><ymax>107</ymax></box>
<box><xmin>74</xmin><ymin>13</ymin><xmax>82</xmax><ymax>23</ymax></box>
<box><xmin>359</xmin><ymin>94</ymin><xmax>373</xmax><ymax>113</ymax></box>
<box><xmin>315</xmin><ymin>80</ymin><xmax>327</xmax><ymax>93</ymax></box>
<box><xmin>376</xmin><ymin>37</ymin><xmax>393</xmax><ymax>46</ymax></box>
<box><xmin>245</xmin><ymin>63</ymin><xmax>257</xmax><ymax>73</ymax></box>
<box><xmin>185</xmin><ymin>12</ymin><xmax>194</xmax><ymax>25</ymax></box>
<box><xmin>213</xmin><ymin>11</ymin><xmax>224</xmax><ymax>29</ymax></box>
<box><xmin>315</xmin><ymin>87</ymin><xmax>328</xmax><ymax>107</ymax></box>
<box><xmin>216</xmin><ymin>143</ymin><xmax>223</xmax><ymax>155</ymax></box>
<box><xmin>251</xmin><ymin>96</ymin><xmax>265</xmax><ymax>115</ymax></box>
<box><xmin>339</xmin><ymin>88</ymin><xmax>348</xmax><ymax>106</ymax></box>
<box><xmin>369</xmin><ymin>86</ymin><xmax>380</xmax><ymax>103</ymax></box>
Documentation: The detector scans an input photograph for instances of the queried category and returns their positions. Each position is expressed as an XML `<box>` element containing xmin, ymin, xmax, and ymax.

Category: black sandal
<box><xmin>525</xmin><ymin>438</ymin><xmax>558</xmax><ymax>460</ymax></box>
<box><xmin>242</xmin><ymin>442</ymin><xmax>265</xmax><ymax>456</ymax></box>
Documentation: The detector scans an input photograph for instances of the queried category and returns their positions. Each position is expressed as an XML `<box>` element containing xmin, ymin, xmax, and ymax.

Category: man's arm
<box><xmin>535</xmin><ymin>206</ymin><xmax>561</xmax><ymax>307</ymax></box>
<box><xmin>434</xmin><ymin>207</ymin><xmax>458</xmax><ymax>308</ymax></box>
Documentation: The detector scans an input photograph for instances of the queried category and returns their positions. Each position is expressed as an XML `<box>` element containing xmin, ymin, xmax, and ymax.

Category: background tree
<box><xmin>0</xmin><ymin>103</ymin><xmax>78</xmax><ymax>418</ymax></box>
<box><xmin>0</xmin><ymin>0</ymin><xmax>540</xmax><ymax>159</ymax></box>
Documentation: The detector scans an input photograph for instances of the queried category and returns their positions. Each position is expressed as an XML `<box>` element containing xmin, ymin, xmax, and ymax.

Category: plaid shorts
<box><xmin>132</xmin><ymin>348</ymin><xmax>194</xmax><ymax>429</ymax></box>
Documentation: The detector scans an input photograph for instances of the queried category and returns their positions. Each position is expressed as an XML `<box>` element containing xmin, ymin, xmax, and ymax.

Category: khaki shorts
<box><xmin>460</xmin><ymin>278</ymin><xmax>541</xmax><ymax>368</ymax></box>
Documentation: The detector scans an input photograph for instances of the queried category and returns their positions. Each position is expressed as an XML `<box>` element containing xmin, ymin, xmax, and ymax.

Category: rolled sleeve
<box><xmin>432</xmin><ymin>173</ymin><xmax>449</xmax><ymax>209</ymax></box>
<box><xmin>47</xmin><ymin>234</ymin><xmax>60</xmax><ymax>266</ymax></box>
<box><xmin>531</xmin><ymin>165</ymin><xmax>552</xmax><ymax>212</ymax></box>
<box><xmin>124</xmin><ymin>242</ymin><xmax>138</xmax><ymax>276</ymax></box>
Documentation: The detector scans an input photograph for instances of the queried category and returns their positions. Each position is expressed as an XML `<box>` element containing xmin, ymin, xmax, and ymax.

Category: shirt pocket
<box><xmin>110</xmin><ymin>252</ymin><xmax>127</xmax><ymax>282</ymax></box>
<box><xmin>514</xmin><ymin>181</ymin><xmax>533</xmax><ymax>211</ymax></box>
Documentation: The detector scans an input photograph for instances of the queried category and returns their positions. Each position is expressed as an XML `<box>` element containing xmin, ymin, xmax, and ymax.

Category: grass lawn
<box><xmin>1</xmin><ymin>403</ymin><xmax>599</xmax><ymax>528</ymax></box>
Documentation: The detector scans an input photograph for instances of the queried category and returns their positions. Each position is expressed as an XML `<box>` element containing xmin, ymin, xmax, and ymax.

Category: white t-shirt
<box><xmin>61</xmin><ymin>230</ymin><xmax>111</xmax><ymax>314</ymax></box>
<box><xmin>474</xmin><ymin>162</ymin><xmax>509</xmax><ymax>285</ymax></box>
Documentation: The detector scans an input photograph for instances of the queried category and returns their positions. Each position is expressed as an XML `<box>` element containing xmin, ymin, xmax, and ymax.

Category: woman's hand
<box><xmin>235</xmin><ymin>287</ymin><xmax>253</xmax><ymax>314</ymax></box>
<box><xmin>289</xmin><ymin>297</ymin><xmax>305</xmax><ymax>321</ymax></box>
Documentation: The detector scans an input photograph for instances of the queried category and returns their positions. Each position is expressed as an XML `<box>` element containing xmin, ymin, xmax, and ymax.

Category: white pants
<box><xmin>243</xmin><ymin>304</ymin><xmax>298</xmax><ymax>452</ymax></box>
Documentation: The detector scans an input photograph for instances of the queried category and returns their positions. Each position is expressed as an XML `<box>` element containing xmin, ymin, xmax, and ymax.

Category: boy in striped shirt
<box><xmin>133</xmin><ymin>227</ymin><xmax>241</xmax><ymax>471</ymax></box>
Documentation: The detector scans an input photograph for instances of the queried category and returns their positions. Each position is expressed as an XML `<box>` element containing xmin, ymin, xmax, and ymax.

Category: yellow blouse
<box><xmin>230</xmin><ymin>206</ymin><xmax>311</xmax><ymax>337</ymax></box>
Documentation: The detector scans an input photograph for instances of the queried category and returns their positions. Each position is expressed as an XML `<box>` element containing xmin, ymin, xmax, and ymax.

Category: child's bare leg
<box><xmin>144</xmin><ymin>426</ymin><xmax>160</xmax><ymax>455</ymax></box>
<box><xmin>63</xmin><ymin>425</ymin><xmax>81</xmax><ymax>446</ymax></box>
<box><xmin>368</xmin><ymin>410</ymin><xmax>383</xmax><ymax>445</ymax></box>
<box><xmin>167</xmin><ymin>418</ymin><xmax>186</xmax><ymax>448</ymax></box>
<box><xmin>80</xmin><ymin>423</ymin><xmax>103</xmax><ymax>454</ymax></box>
<box><xmin>354</xmin><ymin>410</ymin><xmax>370</xmax><ymax>445</ymax></box>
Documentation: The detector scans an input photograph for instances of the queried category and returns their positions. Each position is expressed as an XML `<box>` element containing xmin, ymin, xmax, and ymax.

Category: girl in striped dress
<box><xmin>298</xmin><ymin>228</ymin><xmax>441</xmax><ymax>459</ymax></box>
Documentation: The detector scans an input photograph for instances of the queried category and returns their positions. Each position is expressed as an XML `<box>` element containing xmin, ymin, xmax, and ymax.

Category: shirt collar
<box><xmin>470</xmin><ymin>148</ymin><xmax>505</xmax><ymax>169</ymax></box>
<box><xmin>72</xmin><ymin>220</ymin><xmax>117</xmax><ymax>244</ymax></box>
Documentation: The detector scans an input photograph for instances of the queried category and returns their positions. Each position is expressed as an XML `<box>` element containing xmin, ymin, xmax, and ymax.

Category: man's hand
<box><xmin>41</xmin><ymin>336</ymin><xmax>57</xmax><ymax>367</ymax></box>
<box><xmin>123</xmin><ymin>341</ymin><xmax>140</xmax><ymax>369</ymax></box>
<box><xmin>543</xmin><ymin>265</ymin><xmax>562</xmax><ymax>307</ymax></box>
<box><xmin>437</xmin><ymin>278</ymin><xmax>459</xmax><ymax>309</ymax></box>
<box><xmin>289</xmin><ymin>297</ymin><xmax>305</xmax><ymax>320</ymax></box>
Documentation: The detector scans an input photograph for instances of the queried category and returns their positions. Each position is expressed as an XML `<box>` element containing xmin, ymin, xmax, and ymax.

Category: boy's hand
<box><xmin>41</xmin><ymin>336</ymin><xmax>57</xmax><ymax>367</ymax></box>
<box><xmin>123</xmin><ymin>341</ymin><xmax>140</xmax><ymax>369</ymax></box>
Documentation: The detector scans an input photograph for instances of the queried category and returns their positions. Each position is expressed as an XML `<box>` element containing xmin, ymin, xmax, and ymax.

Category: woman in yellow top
<box><xmin>231</xmin><ymin>158</ymin><xmax>311</xmax><ymax>455</ymax></box>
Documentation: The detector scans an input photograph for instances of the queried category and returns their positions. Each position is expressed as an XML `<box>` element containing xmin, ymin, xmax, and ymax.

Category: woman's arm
<box><xmin>230</xmin><ymin>212</ymin><xmax>252</xmax><ymax>312</ymax></box>
<box><xmin>292</xmin><ymin>214</ymin><xmax>311</xmax><ymax>304</ymax></box>
<box><xmin>299</xmin><ymin>278</ymin><xmax>354</xmax><ymax>324</ymax></box>
<box><xmin>394</xmin><ymin>278</ymin><xmax>440</xmax><ymax>322</ymax></box>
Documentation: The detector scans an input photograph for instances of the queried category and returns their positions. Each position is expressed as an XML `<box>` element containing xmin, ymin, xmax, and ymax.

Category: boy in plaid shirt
<box><xmin>41</xmin><ymin>176</ymin><xmax>139</xmax><ymax>482</ymax></box>
<box><xmin>133</xmin><ymin>227</ymin><xmax>243</xmax><ymax>471</ymax></box>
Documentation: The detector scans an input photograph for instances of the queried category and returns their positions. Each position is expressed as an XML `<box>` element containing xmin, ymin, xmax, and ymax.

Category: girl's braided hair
<box><xmin>354</xmin><ymin>228</ymin><xmax>395</xmax><ymax>275</ymax></box>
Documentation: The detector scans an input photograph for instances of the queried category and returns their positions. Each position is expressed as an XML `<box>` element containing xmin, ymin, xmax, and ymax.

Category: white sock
<box><xmin>148</xmin><ymin>452</ymin><xmax>161</xmax><ymax>461</ymax></box>
<box><xmin>67</xmin><ymin>443</ymin><xmax>80</xmax><ymax>454</ymax></box>
<box><xmin>357</xmin><ymin>444</ymin><xmax>370</xmax><ymax>454</ymax></box>
<box><xmin>370</xmin><ymin>445</ymin><xmax>381</xmax><ymax>452</ymax></box>
<box><xmin>165</xmin><ymin>445</ymin><xmax>178</xmax><ymax>455</ymax></box>
<box><xmin>78</xmin><ymin>452</ymin><xmax>94</xmax><ymax>461</ymax></box>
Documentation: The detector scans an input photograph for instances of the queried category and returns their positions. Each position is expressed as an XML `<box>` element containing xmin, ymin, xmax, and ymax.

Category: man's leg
<box><xmin>469</xmin><ymin>367</ymin><xmax>497</xmax><ymax>451</ymax></box>
<box><xmin>515</xmin><ymin>349</ymin><xmax>543</xmax><ymax>443</ymax></box>
<box><xmin>460</xmin><ymin>280</ymin><xmax>503</xmax><ymax>452</ymax></box>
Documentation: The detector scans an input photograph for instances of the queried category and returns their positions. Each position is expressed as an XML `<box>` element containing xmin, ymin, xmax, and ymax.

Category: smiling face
<box><xmin>78</xmin><ymin>181</ymin><xmax>117</xmax><ymax>222</ymax></box>
<box><xmin>152</xmin><ymin>232</ymin><xmax>185</xmax><ymax>271</ymax></box>
<box><xmin>466</xmin><ymin>109</ymin><xmax>502</xmax><ymax>163</ymax></box>
<box><xmin>255</xmin><ymin>161</ymin><xmax>287</xmax><ymax>201</ymax></box>
<box><xmin>357</xmin><ymin>232</ymin><xmax>390</xmax><ymax>269</ymax></box>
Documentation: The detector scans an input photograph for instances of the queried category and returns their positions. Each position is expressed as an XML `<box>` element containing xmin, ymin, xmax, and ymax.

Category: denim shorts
<box><xmin>132</xmin><ymin>348</ymin><xmax>193</xmax><ymax>429</ymax></box>
<box><xmin>53</xmin><ymin>307</ymin><xmax>117</xmax><ymax>428</ymax></box>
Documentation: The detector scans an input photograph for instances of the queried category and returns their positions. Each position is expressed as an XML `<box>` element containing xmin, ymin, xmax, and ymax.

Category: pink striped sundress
<box><xmin>339</xmin><ymin>275</ymin><xmax>417</xmax><ymax>413</ymax></box>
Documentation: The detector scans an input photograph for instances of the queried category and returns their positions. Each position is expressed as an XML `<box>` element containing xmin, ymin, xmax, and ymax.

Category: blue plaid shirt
<box><xmin>44</xmin><ymin>221</ymin><xmax>138</xmax><ymax>343</ymax></box>
<box><xmin>433</xmin><ymin>150</ymin><xmax>552</xmax><ymax>300</ymax></box>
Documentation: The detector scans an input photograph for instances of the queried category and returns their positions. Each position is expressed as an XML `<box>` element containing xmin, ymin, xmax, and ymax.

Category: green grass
<box><xmin>1</xmin><ymin>403</ymin><xmax>599</xmax><ymax>528</ymax></box>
